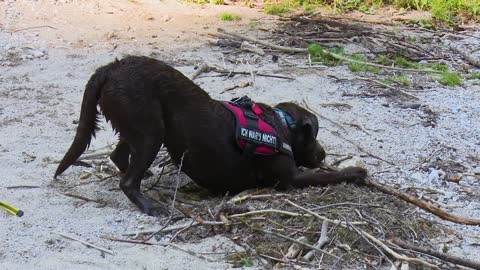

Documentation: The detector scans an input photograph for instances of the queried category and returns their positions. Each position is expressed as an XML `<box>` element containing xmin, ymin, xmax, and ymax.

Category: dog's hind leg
<box><xmin>110</xmin><ymin>138</ymin><xmax>130</xmax><ymax>173</ymax></box>
<box><xmin>119</xmin><ymin>137</ymin><xmax>166</xmax><ymax>216</ymax></box>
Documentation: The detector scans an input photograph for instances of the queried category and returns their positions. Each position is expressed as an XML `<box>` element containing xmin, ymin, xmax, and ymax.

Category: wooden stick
<box><xmin>101</xmin><ymin>235</ymin><xmax>214</xmax><ymax>262</ymax></box>
<box><xmin>53</xmin><ymin>232</ymin><xmax>114</xmax><ymax>255</ymax></box>
<box><xmin>450</xmin><ymin>43</ymin><xmax>480</xmax><ymax>68</ymax></box>
<box><xmin>254</xmin><ymin>227</ymin><xmax>340</xmax><ymax>260</ymax></box>
<box><xmin>366</xmin><ymin>177</ymin><xmax>480</xmax><ymax>225</ymax></box>
<box><xmin>60</xmin><ymin>192</ymin><xmax>107</xmax><ymax>205</ymax></box>
<box><xmin>122</xmin><ymin>221</ymin><xmax>227</xmax><ymax>236</ymax></box>
<box><xmin>285</xmin><ymin>200</ymin><xmax>367</xmax><ymax>226</ymax></box>
<box><xmin>303</xmin><ymin>220</ymin><xmax>329</xmax><ymax>261</ymax></box>
<box><xmin>348</xmin><ymin>224</ymin><xmax>439</xmax><ymax>269</ymax></box>
<box><xmin>190</xmin><ymin>64</ymin><xmax>211</xmax><ymax>80</ymax></box>
<box><xmin>229</xmin><ymin>209</ymin><xmax>309</xmax><ymax>218</ymax></box>
<box><xmin>391</xmin><ymin>238</ymin><xmax>480</xmax><ymax>270</ymax></box>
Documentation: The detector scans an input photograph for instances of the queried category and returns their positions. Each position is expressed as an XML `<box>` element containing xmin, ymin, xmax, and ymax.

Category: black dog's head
<box><xmin>275</xmin><ymin>103</ymin><xmax>326</xmax><ymax>168</ymax></box>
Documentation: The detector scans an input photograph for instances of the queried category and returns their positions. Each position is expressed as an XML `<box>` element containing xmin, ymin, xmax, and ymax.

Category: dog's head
<box><xmin>274</xmin><ymin>103</ymin><xmax>326</xmax><ymax>168</ymax></box>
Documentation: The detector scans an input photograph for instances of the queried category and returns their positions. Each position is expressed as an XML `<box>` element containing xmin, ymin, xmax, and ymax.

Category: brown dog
<box><xmin>55</xmin><ymin>56</ymin><xmax>367</xmax><ymax>216</ymax></box>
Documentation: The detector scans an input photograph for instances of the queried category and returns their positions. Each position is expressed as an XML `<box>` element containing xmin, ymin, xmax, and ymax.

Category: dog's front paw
<box><xmin>143</xmin><ymin>205</ymin><xmax>169</xmax><ymax>217</ymax></box>
<box><xmin>339</xmin><ymin>167</ymin><xmax>367</xmax><ymax>185</ymax></box>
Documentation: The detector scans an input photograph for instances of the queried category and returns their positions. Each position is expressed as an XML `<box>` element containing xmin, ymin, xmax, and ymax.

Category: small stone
<box><xmin>428</xmin><ymin>168</ymin><xmax>440</xmax><ymax>182</ymax></box>
<box><xmin>411</xmin><ymin>172</ymin><xmax>427</xmax><ymax>184</ymax></box>
<box><xmin>31</xmin><ymin>50</ymin><xmax>45</xmax><ymax>58</ymax></box>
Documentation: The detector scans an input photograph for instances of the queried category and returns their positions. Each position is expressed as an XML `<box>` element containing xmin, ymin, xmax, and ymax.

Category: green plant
<box><xmin>385</xmin><ymin>74</ymin><xmax>410</xmax><ymax>86</ymax></box>
<box><xmin>308</xmin><ymin>43</ymin><xmax>345</xmax><ymax>66</ymax></box>
<box><xmin>437</xmin><ymin>71</ymin><xmax>462</xmax><ymax>86</ymax></box>
<box><xmin>219</xmin><ymin>12</ymin><xmax>241</xmax><ymax>21</ymax></box>
<box><xmin>395</xmin><ymin>56</ymin><xmax>450</xmax><ymax>72</ymax></box>
<box><xmin>359</xmin><ymin>4</ymin><xmax>375</xmax><ymax>13</ymax></box>
<box><xmin>264</xmin><ymin>3</ymin><xmax>293</xmax><ymax>15</ymax></box>
<box><xmin>332</xmin><ymin>0</ymin><xmax>364</xmax><ymax>12</ymax></box>
<box><xmin>431</xmin><ymin>0</ymin><xmax>454</xmax><ymax>23</ymax></box>
<box><xmin>348</xmin><ymin>54</ymin><xmax>380</xmax><ymax>72</ymax></box>
<box><xmin>468</xmin><ymin>71</ymin><xmax>480</xmax><ymax>79</ymax></box>
<box><xmin>241</xmin><ymin>256</ymin><xmax>254</xmax><ymax>267</ymax></box>
<box><xmin>211</xmin><ymin>0</ymin><xmax>224</xmax><ymax>4</ymax></box>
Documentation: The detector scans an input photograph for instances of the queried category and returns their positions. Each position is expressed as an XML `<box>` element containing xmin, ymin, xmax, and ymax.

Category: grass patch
<box><xmin>219</xmin><ymin>12</ymin><xmax>241</xmax><ymax>21</ymax></box>
<box><xmin>348</xmin><ymin>54</ymin><xmax>380</xmax><ymax>72</ymax></box>
<box><xmin>394</xmin><ymin>57</ymin><xmax>449</xmax><ymax>72</ymax></box>
<box><xmin>259</xmin><ymin>0</ymin><xmax>480</xmax><ymax>24</ymax></box>
<box><xmin>437</xmin><ymin>71</ymin><xmax>462</xmax><ymax>86</ymax></box>
<box><xmin>468</xmin><ymin>71</ymin><xmax>480</xmax><ymax>79</ymax></box>
<box><xmin>385</xmin><ymin>74</ymin><xmax>411</xmax><ymax>86</ymax></box>
<box><xmin>308</xmin><ymin>43</ymin><xmax>345</xmax><ymax>65</ymax></box>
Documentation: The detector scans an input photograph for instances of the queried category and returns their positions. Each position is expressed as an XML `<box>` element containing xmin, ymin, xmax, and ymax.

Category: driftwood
<box><xmin>450</xmin><ymin>43</ymin><xmax>480</xmax><ymax>68</ymax></box>
<box><xmin>366</xmin><ymin>177</ymin><xmax>480</xmax><ymax>225</ymax></box>
<box><xmin>391</xmin><ymin>239</ymin><xmax>480</xmax><ymax>270</ymax></box>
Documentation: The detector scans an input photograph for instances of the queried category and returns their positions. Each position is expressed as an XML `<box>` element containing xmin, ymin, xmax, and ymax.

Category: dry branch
<box><xmin>229</xmin><ymin>209</ymin><xmax>309</xmax><ymax>218</ymax></box>
<box><xmin>285</xmin><ymin>200</ymin><xmax>367</xmax><ymax>226</ymax></box>
<box><xmin>254</xmin><ymin>227</ymin><xmax>340</xmax><ymax>260</ymax></box>
<box><xmin>450</xmin><ymin>44</ymin><xmax>480</xmax><ymax>68</ymax></box>
<box><xmin>366</xmin><ymin>177</ymin><xmax>480</xmax><ymax>225</ymax></box>
<box><xmin>303</xmin><ymin>220</ymin><xmax>329</xmax><ymax>261</ymax></box>
<box><xmin>391</xmin><ymin>239</ymin><xmax>480</xmax><ymax>270</ymax></box>
<box><xmin>60</xmin><ymin>192</ymin><xmax>107</xmax><ymax>206</ymax></box>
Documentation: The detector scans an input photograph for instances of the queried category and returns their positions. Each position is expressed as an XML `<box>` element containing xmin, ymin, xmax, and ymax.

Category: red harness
<box><xmin>223</xmin><ymin>96</ymin><xmax>293</xmax><ymax>156</ymax></box>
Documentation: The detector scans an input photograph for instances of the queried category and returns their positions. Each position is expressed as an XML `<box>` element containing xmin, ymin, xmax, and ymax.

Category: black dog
<box><xmin>55</xmin><ymin>56</ymin><xmax>367</xmax><ymax>216</ymax></box>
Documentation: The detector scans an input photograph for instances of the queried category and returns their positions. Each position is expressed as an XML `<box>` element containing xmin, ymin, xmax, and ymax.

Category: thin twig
<box><xmin>345</xmin><ymin>219</ymin><xmax>396</xmax><ymax>269</ymax></box>
<box><xmin>190</xmin><ymin>64</ymin><xmax>211</xmax><ymax>80</ymax></box>
<box><xmin>391</xmin><ymin>238</ymin><xmax>480</xmax><ymax>270</ymax></box>
<box><xmin>60</xmin><ymin>192</ymin><xmax>107</xmax><ymax>206</ymax></box>
<box><xmin>285</xmin><ymin>200</ymin><xmax>367</xmax><ymax>226</ymax></box>
<box><xmin>229</xmin><ymin>209</ymin><xmax>309</xmax><ymax>218</ymax></box>
<box><xmin>365</xmin><ymin>177</ymin><xmax>480</xmax><ymax>225</ymax></box>
<box><xmin>351</xmin><ymin>76</ymin><xmax>418</xmax><ymax>100</ymax></box>
<box><xmin>144</xmin><ymin>151</ymin><xmax>187</xmax><ymax>241</ymax></box>
<box><xmin>53</xmin><ymin>232</ymin><xmax>114</xmax><ymax>255</ymax></box>
<box><xmin>122</xmin><ymin>221</ymin><xmax>227</xmax><ymax>236</ymax></box>
<box><xmin>253</xmin><ymin>227</ymin><xmax>340</xmax><ymax>260</ymax></box>
<box><xmin>303</xmin><ymin>220</ymin><xmax>329</xmax><ymax>261</ymax></box>
<box><xmin>101</xmin><ymin>235</ymin><xmax>213</xmax><ymax>262</ymax></box>
<box><xmin>12</xmin><ymin>25</ymin><xmax>58</xmax><ymax>32</ymax></box>
<box><xmin>5</xmin><ymin>185</ymin><xmax>41</xmax><ymax>189</ymax></box>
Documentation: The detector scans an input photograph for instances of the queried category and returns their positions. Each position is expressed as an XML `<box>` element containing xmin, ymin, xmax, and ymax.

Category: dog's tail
<box><xmin>54</xmin><ymin>65</ymin><xmax>110</xmax><ymax>178</ymax></box>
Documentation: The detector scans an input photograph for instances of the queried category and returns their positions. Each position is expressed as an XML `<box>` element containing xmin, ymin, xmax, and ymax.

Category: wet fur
<box><xmin>55</xmin><ymin>56</ymin><xmax>367</xmax><ymax>216</ymax></box>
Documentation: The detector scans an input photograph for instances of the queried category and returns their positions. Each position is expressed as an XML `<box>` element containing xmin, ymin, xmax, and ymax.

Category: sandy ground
<box><xmin>1</xmin><ymin>0</ymin><xmax>480</xmax><ymax>269</ymax></box>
